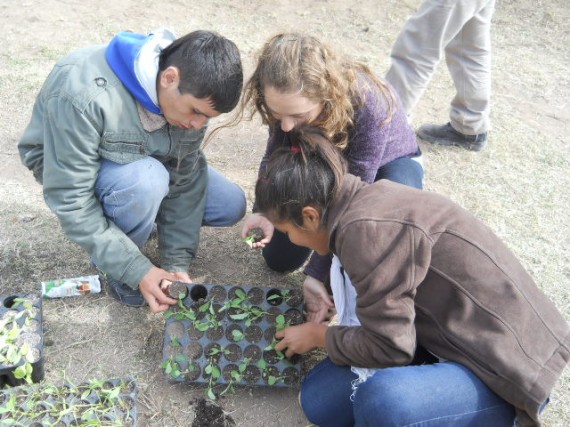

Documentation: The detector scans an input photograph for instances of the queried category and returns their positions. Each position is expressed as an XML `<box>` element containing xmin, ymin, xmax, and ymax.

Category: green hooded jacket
<box><xmin>18</xmin><ymin>45</ymin><xmax>208</xmax><ymax>289</ymax></box>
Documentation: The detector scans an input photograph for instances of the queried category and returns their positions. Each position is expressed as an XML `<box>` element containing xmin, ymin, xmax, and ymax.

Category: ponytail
<box><xmin>255</xmin><ymin>125</ymin><xmax>346</xmax><ymax>226</ymax></box>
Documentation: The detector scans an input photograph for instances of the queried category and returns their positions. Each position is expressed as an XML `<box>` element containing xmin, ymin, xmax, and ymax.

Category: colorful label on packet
<box><xmin>41</xmin><ymin>275</ymin><xmax>101</xmax><ymax>298</ymax></box>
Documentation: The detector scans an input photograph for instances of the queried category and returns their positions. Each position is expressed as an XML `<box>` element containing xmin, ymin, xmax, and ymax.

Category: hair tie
<box><xmin>290</xmin><ymin>144</ymin><xmax>301</xmax><ymax>153</ymax></box>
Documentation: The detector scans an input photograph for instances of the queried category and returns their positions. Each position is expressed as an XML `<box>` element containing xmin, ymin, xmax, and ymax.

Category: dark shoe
<box><xmin>106</xmin><ymin>277</ymin><xmax>146</xmax><ymax>307</ymax></box>
<box><xmin>417</xmin><ymin>122</ymin><xmax>487</xmax><ymax>152</ymax></box>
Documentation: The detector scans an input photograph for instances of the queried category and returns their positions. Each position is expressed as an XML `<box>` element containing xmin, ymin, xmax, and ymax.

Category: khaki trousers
<box><xmin>386</xmin><ymin>0</ymin><xmax>496</xmax><ymax>135</ymax></box>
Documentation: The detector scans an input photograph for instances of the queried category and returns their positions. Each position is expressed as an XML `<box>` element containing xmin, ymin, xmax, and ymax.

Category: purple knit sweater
<box><xmin>257</xmin><ymin>77</ymin><xmax>418</xmax><ymax>282</ymax></box>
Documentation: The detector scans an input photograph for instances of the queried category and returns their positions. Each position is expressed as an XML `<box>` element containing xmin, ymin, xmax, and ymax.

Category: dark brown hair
<box><xmin>255</xmin><ymin>125</ymin><xmax>347</xmax><ymax>227</ymax></box>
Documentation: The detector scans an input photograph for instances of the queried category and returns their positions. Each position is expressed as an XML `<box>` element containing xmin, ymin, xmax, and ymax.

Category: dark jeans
<box><xmin>262</xmin><ymin>153</ymin><xmax>424</xmax><ymax>272</ymax></box>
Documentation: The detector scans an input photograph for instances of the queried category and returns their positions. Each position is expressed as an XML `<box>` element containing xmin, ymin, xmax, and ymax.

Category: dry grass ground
<box><xmin>0</xmin><ymin>0</ymin><xmax>568</xmax><ymax>425</ymax></box>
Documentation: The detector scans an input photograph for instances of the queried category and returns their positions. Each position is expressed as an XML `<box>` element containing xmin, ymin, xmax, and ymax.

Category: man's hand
<box><xmin>274</xmin><ymin>323</ymin><xmax>327</xmax><ymax>358</ymax></box>
<box><xmin>241</xmin><ymin>213</ymin><xmax>274</xmax><ymax>249</ymax></box>
<box><xmin>303</xmin><ymin>276</ymin><xmax>335</xmax><ymax>324</ymax></box>
<box><xmin>160</xmin><ymin>272</ymin><xmax>192</xmax><ymax>299</ymax></box>
<box><xmin>139</xmin><ymin>267</ymin><xmax>182</xmax><ymax>313</ymax></box>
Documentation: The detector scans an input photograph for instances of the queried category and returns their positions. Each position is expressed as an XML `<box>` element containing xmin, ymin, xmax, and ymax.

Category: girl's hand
<box><xmin>241</xmin><ymin>213</ymin><xmax>274</xmax><ymax>248</ymax></box>
<box><xmin>303</xmin><ymin>276</ymin><xmax>335</xmax><ymax>324</ymax></box>
<box><xmin>275</xmin><ymin>323</ymin><xmax>327</xmax><ymax>358</ymax></box>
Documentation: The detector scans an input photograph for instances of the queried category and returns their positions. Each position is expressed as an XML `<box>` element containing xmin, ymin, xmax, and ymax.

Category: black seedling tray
<box><xmin>0</xmin><ymin>293</ymin><xmax>44</xmax><ymax>387</ymax></box>
<box><xmin>0</xmin><ymin>377</ymin><xmax>138</xmax><ymax>426</ymax></box>
<box><xmin>162</xmin><ymin>284</ymin><xmax>304</xmax><ymax>389</ymax></box>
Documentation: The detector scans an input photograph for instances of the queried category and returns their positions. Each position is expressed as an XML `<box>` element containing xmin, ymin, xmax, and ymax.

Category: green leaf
<box><xmin>211</xmin><ymin>366</ymin><xmax>221</xmax><ymax>379</ymax></box>
<box><xmin>13</xmin><ymin>365</ymin><xmax>27</xmax><ymax>379</ymax></box>
<box><xmin>231</xmin><ymin>330</ymin><xmax>244</xmax><ymax>341</ymax></box>
<box><xmin>229</xmin><ymin>312</ymin><xmax>248</xmax><ymax>320</ymax></box>
<box><xmin>207</xmin><ymin>388</ymin><xmax>216</xmax><ymax>401</ymax></box>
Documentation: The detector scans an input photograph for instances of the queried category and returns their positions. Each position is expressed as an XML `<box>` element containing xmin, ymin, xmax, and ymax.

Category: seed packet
<box><xmin>41</xmin><ymin>275</ymin><xmax>101</xmax><ymax>298</ymax></box>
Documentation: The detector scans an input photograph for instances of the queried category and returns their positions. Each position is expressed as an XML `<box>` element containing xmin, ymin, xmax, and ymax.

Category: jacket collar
<box><xmin>326</xmin><ymin>174</ymin><xmax>366</xmax><ymax>253</ymax></box>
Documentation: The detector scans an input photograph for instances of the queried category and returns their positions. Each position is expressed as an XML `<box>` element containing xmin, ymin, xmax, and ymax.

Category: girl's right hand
<box><xmin>241</xmin><ymin>213</ymin><xmax>274</xmax><ymax>249</ymax></box>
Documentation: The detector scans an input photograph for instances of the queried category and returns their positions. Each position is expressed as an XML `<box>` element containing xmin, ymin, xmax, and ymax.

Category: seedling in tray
<box><xmin>162</xmin><ymin>284</ymin><xmax>304</xmax><ymax>400</ymax></box>
<box><xmin>0</xmin><ymin>377</ymin><xmax>137</xmax><ymax>426</ymax></box>
<box><xmin>0</xmin><ymin>293</ymin><xmax>44</xmax><ymax>387</ymax></box>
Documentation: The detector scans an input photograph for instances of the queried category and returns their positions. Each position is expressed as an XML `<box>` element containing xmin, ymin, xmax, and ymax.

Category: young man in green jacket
<box><xmin>18</xmin><ymin>28</ymin><xmax>245</xmax><ymax>312</ymax></box>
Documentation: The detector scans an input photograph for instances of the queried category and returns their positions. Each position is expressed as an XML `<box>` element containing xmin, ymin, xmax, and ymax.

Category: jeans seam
<box><xmin>402</xmin><ymin>402</ymin><xmax>513</xmax><ymax>427</ymax></box>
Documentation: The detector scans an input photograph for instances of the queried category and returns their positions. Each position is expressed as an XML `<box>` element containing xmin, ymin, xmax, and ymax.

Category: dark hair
<box><xmin>255</xmin><ymin>125</ymin><xmax>347</xmax><ymax>227</ymax></box>
<box><xmin>159</xmin><ymin>30</ymin><xmax>243</xmax><ymax>113</ymax></box>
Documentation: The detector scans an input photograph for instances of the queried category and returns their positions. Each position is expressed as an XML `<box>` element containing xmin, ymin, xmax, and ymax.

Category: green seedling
<box><xmin>0</xmin><ymin>377</ymin><xmax>136</xmax><ymax>425</ymax></box>
<box><xmin>162</xmin><ymin>354</ymin><xmax>195</xmax><ymax>381</ymax></box>
<box><xmin>231</xmin><ymin>329</ymin><xmax>245</xmax><ymax>342</ymax></box>
<box><xmin>0</xmin><ymin>297</ymin><xmax>40</xmax><ymax>385</ymax></box>
<box><xmin>242</xmin><ymin>228</ymin><xmax>264</xmax><ymax>248</ymax></box>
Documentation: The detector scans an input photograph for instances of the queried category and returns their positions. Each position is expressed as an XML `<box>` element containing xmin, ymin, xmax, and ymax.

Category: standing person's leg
<box><xmin>385</xmin><ymin>0</ymin><xmax>474</xmax><ymax>116</ymax></box>
<box><xmin>446</xmin><ymin>0</ymin><xmax>495</xmax><ymax>136</ymax></box>
<box><xmin>203</xmin><ymin>165</ymin><xmax>246</xmax><ymax>227</ymax></box>
<box><xmin>353</xmin><ymin>361</ymin><xmax>516</xmax><ymax>427</ymax></box>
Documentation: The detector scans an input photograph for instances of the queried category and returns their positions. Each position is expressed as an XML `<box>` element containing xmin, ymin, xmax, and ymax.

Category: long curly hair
<box><xmin>242</xmin><ymin>32</ymin><xmax>396</xmax><ymax>150</ymax></box>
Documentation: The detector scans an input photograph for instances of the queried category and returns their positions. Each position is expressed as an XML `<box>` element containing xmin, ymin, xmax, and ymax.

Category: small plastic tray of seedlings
<box><xmin>162</xmin><ymin>283</ymin><xmax>304</xmax><ymax>395</ymax></box>
<box><xmin>0</xmin><ymin>293</ymin><xmax>44</xmax><ymax>387</ymax></box>
<box><xmin>0</xmin><ymin>377</ymin><xmax>138</xmax><ymax>426</ymax></box>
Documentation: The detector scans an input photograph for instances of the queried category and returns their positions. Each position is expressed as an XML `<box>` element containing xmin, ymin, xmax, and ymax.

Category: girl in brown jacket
<box><xmin>255</xmin><ymin>126</ymin><xmax>569</xmax><ymax>427</ymax></box>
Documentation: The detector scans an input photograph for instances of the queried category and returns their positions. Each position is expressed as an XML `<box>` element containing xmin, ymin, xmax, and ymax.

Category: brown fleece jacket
<box><xmin>324</xmin><ymin>175</ymin><xmax>569</xmax><ymax>426</ymax></box>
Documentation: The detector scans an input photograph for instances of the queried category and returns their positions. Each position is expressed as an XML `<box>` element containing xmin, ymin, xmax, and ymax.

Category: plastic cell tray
<box><xmin>0</xmin><ymin>293</ymin><xmax>44</xmax><ymax>387</ymax></box>
<box><xmin>162</xmin><ymin>283</ymin><xmax>304</xmax><ymax>388</ymax></box>
<box><xmin>0</xmin><ymin>377</ymin><xmax>138</xmax><ymax>426</ymax></box>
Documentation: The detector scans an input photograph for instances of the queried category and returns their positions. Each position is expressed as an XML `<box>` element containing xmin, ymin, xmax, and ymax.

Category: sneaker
<box><xmin>106</xmin><ymin>277</ymin><xmax>146</xmax><ymax>307</ymax></box>
<box><xmin>417</xmin><ymin>122</ymin><xmax>487</xmax><ymax>152</ymax></box>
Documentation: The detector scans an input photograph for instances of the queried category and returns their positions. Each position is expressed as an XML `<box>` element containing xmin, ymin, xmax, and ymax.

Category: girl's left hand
<box><xmin>274</xmin><ymin>323</ymin><xmax>328</xmax><ymax>358</ymax></box>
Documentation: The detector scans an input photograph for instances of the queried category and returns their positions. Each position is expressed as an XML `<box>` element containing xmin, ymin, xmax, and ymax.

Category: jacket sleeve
<box><xmin>156</xmin><ymin>148</ymin><xmax>208</xmax><ymax>273</ymax></box>
<box><xmin>325</xmin><ymin>220</ymin><xmax>431</xmax><ymax>368</ymax></box>
<box><xmin>39</xmin><ymin>96</ymin><xmax>153</xmax><ymax>288</ymax></box>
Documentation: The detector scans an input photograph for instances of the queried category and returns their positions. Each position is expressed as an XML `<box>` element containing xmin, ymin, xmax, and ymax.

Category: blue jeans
<box><xmin>375</xmin><ymin>151</ymin><xmax>424</xmax><ymax>189</ymax></box>
<box><xmin>300</xmin><ymin>357</ymin><xmax>516</xmax><ymax>427</ymax></box>
<box><xmin>94</xmin><ymin>157</ymin><xmax>246</xmax><ymax>247</ymax></box>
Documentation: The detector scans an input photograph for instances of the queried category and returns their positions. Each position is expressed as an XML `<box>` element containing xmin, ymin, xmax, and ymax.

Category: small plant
<box><xmin>0</xmin><ymin>296</ymin><xmax>41</xmax><ymax>386</ymax></box>
<box><xmin>204</xmin><ymin>352</ymin><xmax>222</xmax><ymax>401</ymax></box>
<box><xmin>242</xmin><ymin>227</ymin><xmax>264</xmax><ymax>248</ymax></box>
<box><xmin>0</xmin><ymin>377</ymin><xmax>137</xmax><ymax>426</ymax></box>
<box><xmin>231</xmin><ymin>328</ymin><xmax>245</xmax><ymax>341</ymax></box>
<box><xmin>258</xmin><ymin>359</ymin><xmax>285</xmax><ymax>386</ymax></box>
